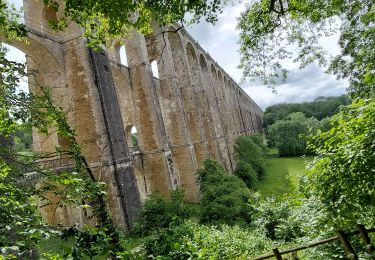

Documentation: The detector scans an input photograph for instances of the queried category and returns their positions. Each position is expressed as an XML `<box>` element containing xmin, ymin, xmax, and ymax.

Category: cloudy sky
<box><xmin>185</xmin><ymin>3</ymin><xmax>348</xmax><ymax>109</ymax></box>
<box><xmin>5</xmin><ymin>0</ymin><xmax>348</xmax><ymax>109</ymax></box>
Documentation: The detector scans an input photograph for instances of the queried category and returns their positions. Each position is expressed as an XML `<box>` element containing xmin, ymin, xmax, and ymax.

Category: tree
<box><xmin>43</xmin><ymin>0</ymin><xmax>225</xmax><ymax>47</ymax></box>
<box><xmin>267</xmin><ymin>112</ymin><xmax>319</xmax><ymax>156</ymax></box>
<box><xmin>307</xmin><ymin>98</ymin><xmax>375</xmax><ymax>228</ymax></box>
<box><xmin>233</xmin><ymin>160</ymin><xmax>258</xmax><ymax>189</ymax></box>
<box><xmin>263</xmin><ymin>95</ymin><xmax>350</xmax><ymax>127</ymax></box>
<box><xmin>13</xmin><ymin>123</ymin><xmax>32</xmax><ymax>152</ymax></box>
<box><xmin>234</xmin><ymin>135</ymin><xmax>267</xmax><ymax>179</ymax></box>
<box><xmin>237</xmin><ymin>0</ymin><xmax>374</xmax><ymax>98</ymax></box>
<box><xmin>197</xmin><ymin>160</ymin><xmax>253</xmax><ymax>224</ymax></box>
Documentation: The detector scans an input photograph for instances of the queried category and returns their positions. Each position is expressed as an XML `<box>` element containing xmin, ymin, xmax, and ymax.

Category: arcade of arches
<box><xmin>2</xmin><ymin>0</ymin><xmax>263</xmax><ymax>228</ymax></box>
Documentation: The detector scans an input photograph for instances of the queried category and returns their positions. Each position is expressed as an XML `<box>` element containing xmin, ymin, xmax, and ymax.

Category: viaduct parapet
<box><xmin>2</xmin><ymin>0</ymin><xmax>263</xmax><ymax>228</ymax></box>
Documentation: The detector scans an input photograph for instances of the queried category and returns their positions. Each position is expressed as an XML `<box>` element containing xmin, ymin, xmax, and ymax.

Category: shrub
<box><xmin>131</xmin><ymin>189</ymin><xmax>192</xmax><ymax>236</ymax></box>
<box><xmin>233</xmin><ymin>160</ymin><xmax>258</xmax><ymax>189</ymax></box>
<box><xmin>234</xmin><ymin>135</ymin><xmax>266</xmax><ymax>179</ymax></box>
<box><xmin>197</xmin><ymin>160</ymin><xmax>253</xmax><ymax>225</ymax></box>
<box><xmin>143</xmin><ymin>220</ymin><xmax>273</xmax><ymax>259</ymax></box>
<box><xmin>266</xmin><ymin>112</ymin><xmax>320</xmax><ymax>156</ymax></box>
<box><xmin>253</xmin><ymin>197</ymin><xmax>305</xmax><ymax>242</ymax></box>
<box><xmin>248</xmin><ymin>133</ymin><xmax>269</xmax><ymax>156</ymax></box>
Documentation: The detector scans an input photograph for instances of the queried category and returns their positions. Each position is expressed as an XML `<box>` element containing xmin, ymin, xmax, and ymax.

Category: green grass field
<box><xmin>257</xmin><ymin>154</ymin><xmax>313</xmax><ymax>198</ymax></box>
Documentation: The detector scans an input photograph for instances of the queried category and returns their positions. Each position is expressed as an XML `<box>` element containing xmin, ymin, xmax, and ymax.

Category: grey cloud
<box><xmin>187</xmin><ymin>6</ymin><xmax>347</xmax><ymax>110</ymax></box>
<box><xmin>244</xmin><ymin>64</ymin><xmax>347</xmax><ymax>109</ymax></box>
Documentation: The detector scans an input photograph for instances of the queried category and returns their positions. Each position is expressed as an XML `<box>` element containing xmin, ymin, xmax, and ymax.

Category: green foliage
<box><xmin>43</xmin><ymin>0</ymin><xmax>226</xmax><ymax>48</ymax></box>
<box><xmin>0</xmin><ymin>22</ymin><xmax>52</xmax><ymax>257</ymax></box>
<box><xmin>267</xmin><ymin>112</ymin><xmax>320</xmax><ymax>156</ymax></box>
<box><xmin>263</xmin><ymin>95</ymin><xmax>350</xmax><ymax>127</ymax></box>
<box><xmin>132</xmin><ymin>189</ymin><xmax>192</xmax><ymax>236</ymax></box>
<box><xmin>0</xmin><ymin>2</ymin><xmax>27</xmax><ymax>40</ymax></box>
<box><xmin>254</xmin><ymin>198</ymin><xmax>304</xmax><ymax>241</ymax></box>
<box><xmin>131</xmin><ymin>133</ymin><xmax>138</xmax><ymax>147</ymax></box>
<box><xmin>197</xmin><ymin>160</ymin><xmax>253</xmax><ymax>225</ymax></box>
<box><xmin>307</xmin><ymin>98</ymin><xmax>375</xmax><ymax>228</ymax></box>
<box><xmin>13</xmin><ymin>123</ymin><xmax>32</xmax><ymax>152</ymax></box>
<box><xmin>238</xmin><ymin>0</ymin><xmax>374</xmax><ymax>99</ymax></box>
<box><xmin>233</xmin><ymin>160</ymin><xmax>258</xmax><ymax>189</ymax></box>
<box><xmin>248</xmin><ymin>133</ymin><xmax>270</xmax><ymax>156</ymax></box>
<box><xmin>143</xmin><ymin>220</ymin><xmax>273</xmax><ymax>259</ymax></box>
<box><xmin>0</xmin><ymin>162</ymin><xmax>54</xmax><ymax>258</ymax></box>
<box><xmin>234</xmin><ymin>135</ymin><xmax>267</xmax><ymax>179</ymax></box>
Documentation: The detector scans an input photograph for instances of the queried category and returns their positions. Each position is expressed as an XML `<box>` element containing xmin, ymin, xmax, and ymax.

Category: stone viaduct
<box><xmin>3</xmin><ymin>0</ymin><xmax>263</xmax><ymax>228</ymax></box>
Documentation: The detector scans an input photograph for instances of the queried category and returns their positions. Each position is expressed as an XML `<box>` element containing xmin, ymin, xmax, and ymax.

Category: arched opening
<box><xmin>43</xmin><ymin>6</ymin><xmax>58</xmax><ymax>28</ymax></box>
<box><xmin>199</xmin><ymin>54</ymin><xmax>208</xmax><ymax>72</ymax></box>
<box><xmin>211</xmin><ymin>64</ymin><xmax>220</xmax><ymax>94</ymax></box>
<box><xmin>2</xmin><ymin>43</ymin><xmax>67</xmax><ymax>152</ymax></box>
<box><xmin>186</xmin><ymin>42</ymin><xmax>200</xmax><ymax>85</ymax></box>
<box><xmin>168</xmin><ymin>27</ymin><xmax>188</xmax><ymax>85</ymax></box>
<box><xmin>150</xmin><ymin>60</ymin><xmax>159</xmax><ymax>78</ymax></box>
<box><xmin>218</xmin><ymin>71</ymin><xmax>224</xmax><ymax>93</ymax></box>
<box><xmin>2</xmin><ymin>37</ymin><xmax>86</xmax><ymax>225</ymax></box>
<box><xmin>1</xmin><ymin>38</ymin><xmax>65</xmax><ymax>154</ymax></box>
<box><xmin>199</xmin><ymin>54</ymin><xmax>212</xmax><ymax>93</ymax></box>
<box><xmin>126</xmin><ymin>125</ymin><xmax>139</xmax><ymax>151</ymax></box>
<box><xmin>218</xmin><ymin>71</ymin><xmax>223</xmax><ymax>82</ymax></box>
<box><xmin>211</xmin><ymin>64</ymin><xmax>217</xmax><ymax>78</ymax></box>
<box><xmin>119</xmin><ymin>45</ymin><xmax>128</xmax><ymax>66</ymax></box>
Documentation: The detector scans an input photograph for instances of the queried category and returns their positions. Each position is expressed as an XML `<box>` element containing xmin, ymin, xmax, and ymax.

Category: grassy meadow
<box><xmin>257</xmin><ymin>150</ymin><xmax>313</xmax><ymax>198</ymax></box>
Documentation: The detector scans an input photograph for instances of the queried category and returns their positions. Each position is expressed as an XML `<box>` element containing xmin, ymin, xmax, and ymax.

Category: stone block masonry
<box><xmin>2</xmin><ymin>0</ymin><xmax>263</xmax><ymax>228</ymax></box>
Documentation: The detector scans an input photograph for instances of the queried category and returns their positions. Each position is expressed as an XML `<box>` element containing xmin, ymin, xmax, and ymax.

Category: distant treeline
<box><xmin>264</xmin><ymin>95</ymin><xmax>350</xmax><ymax>127</ymax></box>
<box><xmin>264</xmin><ymin>95</ymin><xmax>349</xmax><ymax>156</ymax></box>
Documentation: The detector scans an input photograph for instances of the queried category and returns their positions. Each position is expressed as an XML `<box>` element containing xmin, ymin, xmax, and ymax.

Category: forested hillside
<box><xmin>263</xmin><ymin>95</ymin><xmax>350</xmax><ymax>127</ymax></box>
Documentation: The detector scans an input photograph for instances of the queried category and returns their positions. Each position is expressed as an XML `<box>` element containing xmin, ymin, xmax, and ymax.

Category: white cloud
<box><xmin>186</xmin><ymin>3</ymin><xmax>348</xmax><ymax>109</ymax></box>
<box><xmin>244</xmin><ymin>64</ymin><xmax>348</xmax><ymax>109</ymax></box>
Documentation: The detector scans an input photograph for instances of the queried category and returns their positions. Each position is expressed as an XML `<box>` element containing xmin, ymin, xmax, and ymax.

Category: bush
<box><xmin>248</xmin><ymin>133</ymin><xmax>269</xmax><ymax>156</ymax></box>
<box><xmin>266</xmin><ymin>112</ymin><xmax>320</xmax><ymax>156</ymax></box>
<box><xmin>143</xmin><ymin>220</ymin><xmax>273</xmax><ymax>259</ymax></box>
<box><xmin>197</xmin><ymin>160</ymin><xmax>253</xmax><ymax>225</ymax></box>
<box><xmin>233</xmin><ymin>160</ymin><xmax>258</xmax><ymax>189</ymax></box>
<box><xmin>234</xmin><ymin>135</ymin><xmax>266</xmax><ymax>179</ymax></box>
<box><xmin>132</xmin><ymin>189</ymin><xmax>192</xmax><ymax>236</ymax></box>
<box><xmin>254</xmin><ymin>198</ymin><xmax>304</xmax><ymax>241</ymax></box>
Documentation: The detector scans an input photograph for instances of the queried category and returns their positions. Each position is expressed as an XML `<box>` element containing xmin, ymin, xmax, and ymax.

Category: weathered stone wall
<box><xmin>3</xmin><ymin>0</ymin><xmax>263</xmax><ymax>227</ymax></box>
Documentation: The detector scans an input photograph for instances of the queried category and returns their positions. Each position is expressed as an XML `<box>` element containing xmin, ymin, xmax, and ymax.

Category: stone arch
<box><xmin>217</xmin><ymin>71</ymin><xmax>226</xmax><ymax>99</ymax></box>
<box><xmin>210</xmin><ymin>64</ymin><xmax>217</xmax><ymax>78</ymax></box>
<box><xmin>199</xmin><ymin>53</ymin><xmax>208</xmax><ymax>72</ymax></box>
<box><xmin>167</xmin><ymin>26</ymin><xmax>190</xmax><ymax>86</ymax></box>
<box><xmin>2</xmin><ymin>36</ymin><xmax>63</xmax><ymax>69</ymax></box>
<box><xmin>218</xmin><ymin>70</ymin><xmax>223</xmax><ymax>82</ymax></box>
<box><xmin>210</xmin><ymin>64</ymin><xmax>221</xmax><ymax>95</ymax></box>
<box><xmin>186</xmin><ymin>42</ymin><xmax>200</xmax><ymax>85</ymax></box>
<box><xmin>1</xmin><ymin>36</ymin><xmax>65</xmax><ymax>152</ymax></box>
<box><xmin>0</xmin><ymin>36</ymin><xmax>87</xmax><ymax>225</ymax></box>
